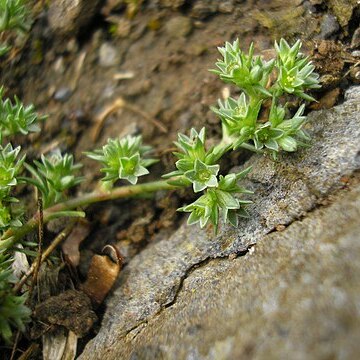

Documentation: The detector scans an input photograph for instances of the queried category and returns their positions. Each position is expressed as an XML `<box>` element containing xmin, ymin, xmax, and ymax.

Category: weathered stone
<box><xmin>79</xmin><ymin>89</ymin><xmax>360</xmax><ymax>359</ymax></box>
<box><xmin>48</xmin><ymin>0</ymin><xmax>102</xmax><ymax>36</ymax></box>
<box><xmin>98</xmin><ymin>42</ymin><xmax>122</xmax><ymax>67</ymax></box>
<box><xmin>160</xmin><ymin>0</ymin><xmax>186</xmax><ymax>10</ymax></box>
<box><xmin>218</xmin><ymin>1</ymin><xmax>234</xmax><ymax>14</ymax></box>
<box><xmin>318</xmin><ymin>14</ymin><xmax>339</xmax><ymax>39</ymax></box>
<box><xmin>190</xmin><ymin>1</ymin><xmax>218</xmax><ymax>20</ymax></box>
<box><xmin>103</xmin><ymin>183</ymin><xmax>360</xmax><ymax>359</ymax></box>
<box><xmin>351</xmin><ymin>27</ymin><xmax>360</xmax><ymax>49</ymax></box>
<box><xmin>164</xmin><ymin>16</ymin><xmax>193</xmax><ymax>38</ymax></box>
<box><xmin>53</xmin><ymin>86</ymin><xmax>72</xmax><ymax>102</ymax></box>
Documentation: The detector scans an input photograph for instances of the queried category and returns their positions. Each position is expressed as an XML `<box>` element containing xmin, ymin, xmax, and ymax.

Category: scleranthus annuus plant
<box><xmin>0</xmin><ymin>0</ymin><xmax>31</xmax><ymax>55</ymax></box>
<box><xmin>0</xmin><ymin>38</ymin><xmax>320</xmax><ymax>343</ymax></box>
<box><xmin>211</xmin><ymin>39</ymin><xmax>320</xmax><ymax>157</ymax></box>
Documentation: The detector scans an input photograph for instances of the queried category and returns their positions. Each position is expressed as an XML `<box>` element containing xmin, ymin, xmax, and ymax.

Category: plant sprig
<box><xmin>86</xmin><ymin>135</ymin><xmax>158</xmax><ymax>186</ymax></box>
<box><xmin>0</xmin><ymin>0</ymin><xmax>31</xmax><ymax>56</ymax></box>
<box><xmin>211</xmin><ymin>38</ymin><xmax>320</xmax><ymax>159</ymax></box>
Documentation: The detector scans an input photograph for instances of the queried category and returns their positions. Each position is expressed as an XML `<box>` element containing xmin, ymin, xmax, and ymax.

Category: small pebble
<box><xmin>160</xmin><ymin>0</ymin><xmax>185</xmax><ymax>9</ymax></box>
<box><xmin>99</xmin><ymin>42</ymin><xmax>121</xmax><ymax>67</ymax></box>
<box><xmin>302</xmin><ymin>1</ymin><xmax>317</xmax><ymax>13</ymax></box>
<box><xmin>350</xmin><ymin>67</ymin><xmax>360</xmax><ymax>84</ymax></box>
<box><xmin>218</xmin><ymin>1</ymin><xmax>234</xmax><ymax>14</ymax></box>
<box><xmin>48</xmin><ymin>0</ymin><xmax>102</xmax><ymax>36</ymax></box>
<box><xmin>53</xmin><ymin>57</ymin><xmax>65</xmax><ymax>74</ymax></box>
<box><xmin>66</xmin><ymin>38</ymin><xmax>79</xmax><ymax>53</ymax></box>
<box><xmin>54</xmin><ymin>87</ymin><xmax>72</xmax><ymax>102</ymax></box>
<box><xmin>165</xmin><ymin>16</ymin><xmax>193</xmax><ymax>38</ymax></box>
<box><xmin>190</xmin><ymin>1</ymin><xmax>217</xmax><ymax>20</ymax></box>
<box><xmin>318</xmin><ymin>14</ymin><xmax>339</xmax><ymax>39</ymax></box>
<box><xmin>228</xmin><ymin>253</ymin><xmax>237</xmax><ymax>260</ymax></box>
<box><xmin>351</xmin><ymin>27</ymin><xmax>360</xmax><ymax>49</ymax></box>
<box><xmin>221</xmin><ymin>86</ymin><xmax>231</xmax><ymax>100</ymax></box>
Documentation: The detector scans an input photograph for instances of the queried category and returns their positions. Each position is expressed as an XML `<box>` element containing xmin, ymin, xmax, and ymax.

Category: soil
<box><xmin>1</xmin><ymin>0</ymin><xmax>359</xmax><ymax>358</ymax></box>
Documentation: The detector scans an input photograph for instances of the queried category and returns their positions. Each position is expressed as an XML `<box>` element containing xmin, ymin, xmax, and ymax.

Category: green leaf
<box><xmin>278</xmin><ymin>136</ymin><xmax>298</xmax><ymax>152</ymax></box>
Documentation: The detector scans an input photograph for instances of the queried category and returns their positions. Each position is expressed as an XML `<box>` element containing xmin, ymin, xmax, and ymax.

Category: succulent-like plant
<box><xmin>86</xmin><ymin>135</ymin><xmax>158</xmax><ymax>186</ymax></box>
<box><xmin>23</xmin><ymin>151</ymin><xmax>83</xmax><ymax>208</ymax></box>
<box><xmin>211</xmin><ymin>38</ymin><xmax>320</xmax><ymax>159</ymax></box>
<box><xmin>0</xmin><ymin>0</ymin><xmax>31</xmax><ymax>56</ymax></box>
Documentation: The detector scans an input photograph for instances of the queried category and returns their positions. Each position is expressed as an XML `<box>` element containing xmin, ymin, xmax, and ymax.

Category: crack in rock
<box><xmin>80</xmin><ymin>88</ymin><xmax>360</xmax><ymax>359</ymax></box>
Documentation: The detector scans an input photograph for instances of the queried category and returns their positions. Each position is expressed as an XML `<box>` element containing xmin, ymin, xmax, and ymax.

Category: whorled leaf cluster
<box><xmin>23</xmin><ymin>151</ymin><xmax>83</xmax><ymax>208</ymax></box>
<box><xmin>0</xmin><ymin>0</ymin><xmax>31</xmax><ymax>55</ymax></box>
<box><xmin>163</xmin><ymin>128</ymin><xmax>252</xmax><ymax>231</ymax></box>
<box><xmin>86</xmin><ymin>135</ymin><xmax>158</xmax><ymax>186</ymax></box>
<box><xmin>211</xmin><ymin>39</ymin><xmax>320</xmax><ymax>158</ymax></box>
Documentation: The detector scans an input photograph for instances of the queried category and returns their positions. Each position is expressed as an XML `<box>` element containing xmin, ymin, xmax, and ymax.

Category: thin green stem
<box><xmin>239</xmin><ymin>142</ymin><xmax>265</xmax><ymax>154</ymax></box>
<box><xmin>0</xmin><ymin>179</ymin><xmax>178</xmax><ymax>248</ymax></box>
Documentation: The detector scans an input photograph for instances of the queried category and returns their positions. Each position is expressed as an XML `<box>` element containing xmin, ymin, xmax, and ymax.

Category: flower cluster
<box><xmin>179</xmin><ymin>169</ymin><xmax>252</xmax><ymax>230</ymax></box>
<box><xmin>23</xmin><ymin>151</ymin><xmax>83</xmax><ymax>208</ymax></box>
<box><xmin>165</xmin><ymin>128</ymin><xmax>252</xmax><ymax>232</ymax></box>
<box><xmin>0</xmin><ymin>86</ymin><xmax>84</xmax><ymax>342</ymax></box>
<box><xmin>0</xmin><ymin>87</ymin><xmax>45</xmax><ymax>141</ymax></box>
<box><xmin>275</xmin><ymin>39</ymin><xmax>321</xmax><ymax>101</ymax></box>
<box><xmin>86</xmin><ymin>135</ymin><xmax>158</xmax><ymax>186</ymax></box>
<box><xmin>211</xmin><ymin>39</ymin><xmax>320</xmax><ymax>159</ymax></box>
<box><xmin>211</xmin><ymin>40</ymin><xmax>275</xmax><ymax>99</ymax></box>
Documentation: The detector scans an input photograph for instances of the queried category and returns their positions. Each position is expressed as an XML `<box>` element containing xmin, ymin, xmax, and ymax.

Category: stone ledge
<box><xmin>80</xmin><ymin>88</ymin><xmax>360</xmax><ymax>359</ymax></box>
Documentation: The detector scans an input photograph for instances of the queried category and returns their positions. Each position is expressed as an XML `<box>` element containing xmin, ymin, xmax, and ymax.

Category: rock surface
<box><xmin>48</xmin><ymin>0</ymin><xmax>102</xmax><ymax>36</ymax></box>
<box><xmin>80</xmin><ymin>87</ymin><xmax>360</xmax><ymax>359</ymax></box>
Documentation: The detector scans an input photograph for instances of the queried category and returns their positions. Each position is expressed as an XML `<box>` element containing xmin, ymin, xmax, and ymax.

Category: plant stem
<box><xmin>0</xmin><ymin>179</ymin><xmax>178</xmax><ymax>247</ymax></box>
<box><xmin>239</xmin><ymin>142</ymin><xmax>265</xmax><ymax>154</ymax></box>
<box><xmin>14</xmin><ymin>221</ymin><xmax>76</xmax><ymax>293</ymax></box>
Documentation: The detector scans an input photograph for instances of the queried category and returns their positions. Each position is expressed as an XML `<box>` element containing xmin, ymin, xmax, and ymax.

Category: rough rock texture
<box><xmin>48</xmin><ymin>0</ymin><xmax>102</xmax><ymax>36</ymax></box>
<box><xmin>80</xmin><ymin>88</ymin><xmax>360</xmax><ymax>359</ymax></box>
<box><xmin>91</xmin><ymin>183</ymin><xmax>360</xmax><ymax>360</ymax></box>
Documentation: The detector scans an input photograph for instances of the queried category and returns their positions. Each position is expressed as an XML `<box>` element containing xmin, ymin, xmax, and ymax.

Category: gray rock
<box><xmin>101</xmin><ymin>183</ymin><xmax>360</xmax><ymax>360</ymax></box>
<box><xmin>164</xmin><ymin>16</ymin><xmax>193</xmax><ymax>38</ymax></box>
<box><xmin>79</xmin><ymin>87</ymin><xmax>360</xmax><ymax>359</ymax></box>
<box><xmin>190</xmin><ymin>1</ymin><xmax>218</xmax><ymax>20</ymax></box>
<box><xmin>351</xmin><ymin>27</ymin><xmax>360</xmax><ymax>49</ymax></box>
<box><xmin>98</xmin><ymin>42</ymin><xmax>121</xmax><ymax>67</ymax></box>
<box><xmin>218</xmin><ymin>1</ymin><xmax>234</xmax><ymax>14</ymax></box>
<box><xmin>318</xmin><ymin>14</ymin><xmax>339</xmax><ymax>39</ymax></box>
<box><xmin>48</xmin><ymin>0</ymin><xmax>102</xmax><ymax>36</ymax></box>
<box><xmin>53</xmin><ymin>87</ymin><xmax>72</xmax><ymax>102</ymax></box>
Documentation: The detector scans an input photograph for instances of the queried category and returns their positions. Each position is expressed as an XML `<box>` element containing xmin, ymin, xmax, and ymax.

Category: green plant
<box><xmin>0</xmin><ymin>253</ymin><xmax>31</xmax><ymax>343</ymax></box>
<box><xmin>0</xmin><ymin>38</ymin><xmax>319</xmax><ymax>343</ymax></box>
<box><xmin>0</xmin><ymin>0</ymin><xmax>31</xmax><ymax>55</ymax></box>
<box><xmin>211</xmin><ymin>39</ymin><xmax>320</xmax><ymax>157</ymax></box>
<box><xmin>86</xmin><ymin>136</ymin><xmax>157</xmax><ymax>187</ymax></box>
